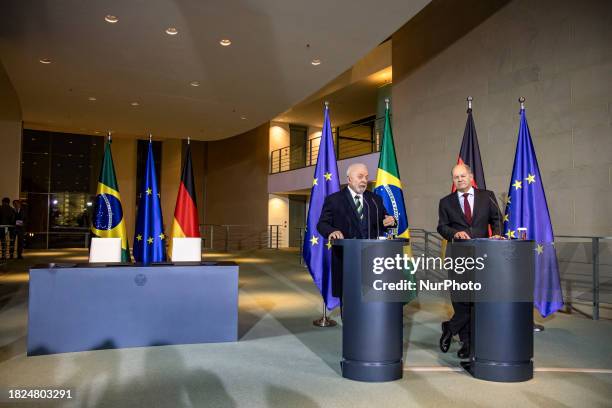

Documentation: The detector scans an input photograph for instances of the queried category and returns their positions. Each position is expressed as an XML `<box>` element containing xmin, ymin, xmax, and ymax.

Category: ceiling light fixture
<box><xmin>311</xmin><ymin>59</ymin><xmax>321</xmax><ymax>66</ymax></box>
<box><xmin>165</xmin><ymin>27</ymin><xmax>178</xmax><ymax>35</ymax></box>
<box><xmin>219</xmin><ymin>39</ymin><xmax>232</xmax><ymax>46</ymax></box>
<box><xmin>88</xmin><ymin>96</ymin><xmax>97</xmax><ymax>101</ymax></box>
<box><xmin>105</xmin><ymin>15</ymin><xmax>118</xmax><ymax>23</ymax></box>
<box><xmin>240</xmin><ymin>116</ymin><xmax>247</xmax><ymax>120</ymax></box>
<box><xmin>39</xmin><ymin>58</ymin><xmax>52</xmax><ymax>64</ymax></box>
<box><xmin>130</xmin><ymin>102</ymin><xmax>140</xmax><ymax>106</ymax></box>
<box><xmin>189</xmin><ymin>81</ymin><xmax>200</xmax><ymax>87</ymax></box>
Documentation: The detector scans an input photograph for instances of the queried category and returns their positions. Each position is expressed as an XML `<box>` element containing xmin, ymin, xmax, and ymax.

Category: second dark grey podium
<box><xmin>449</xmin><ymin>239</ymin><xmax>535</xmax><ymax>382</ymax></box>
<box><xmin>333</xmin><ymin>239</ymin><xmax>409</xmax><ymax>382</ymax></box>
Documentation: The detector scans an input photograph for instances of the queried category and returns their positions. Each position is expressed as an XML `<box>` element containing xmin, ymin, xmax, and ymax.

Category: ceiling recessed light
<box><xmin>165</xmin><ymin>27</ymin><xmax>178</xmax><ymax>35</ymax></box>
<box><xmin>240</xmin><ymin>116</ymin><xmax>247</xmax><ymax>120</ymax></box>
<box><xmin>88</xmin><ymin>96</ymin><xmax>97</xmax><ymax>101</ymax></box>
<box><xmin>94</xmin><ymin>131</ymin><xmax>100</xmax><ymax>134</ymax></box>
<box><xmin>189</xmin><ymin>81</ymin><xmax>200</xmax><ymax>87</ymax></box>
<box><xmin>130</xmin><ymin>102</ymin><xmax>139</xmax><ymax>106</ymax></box>
<box><xmin>219</xmin><ymin>39</ymin><xmax>232</xmax><ymax>46</ymax></box>
<box><xmin>105</xmin><ymin>15</ymin><xmax>118</xmax><ymax>23</ymax></box>
<box><xmin>311</xmin><ymin>59</ymin><xmax>321</xmax><ymax>66</ymax></box>
<box><xmin>39</xmin><ymin>58</ymin><xmax>52</xmax><ymax>64</ymax></box>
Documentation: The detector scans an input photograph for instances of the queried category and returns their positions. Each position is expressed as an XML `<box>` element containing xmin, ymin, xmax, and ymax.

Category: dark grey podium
<box><xmin>449</xmin><ymin>239</ymin><xmax>535</xmax><ymax>382</ymax></box>
<box><xmin>333</xmin><ymin>239</ymin><xmax>409</xmax><ymax>382</ymax></box>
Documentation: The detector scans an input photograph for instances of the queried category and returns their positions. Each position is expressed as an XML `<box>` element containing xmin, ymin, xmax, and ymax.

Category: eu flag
<box><xmin>303</xmin><ymin>103</ymin><xmax>341</xmax><ymax>310</ymax></box>
<box><xmin>504</xmin><ymin>108</ymin><xmax>563</xmax><ymax>317</ymax></box>
<box><xmin>133</xmin><ymin>141</ymin><xmax>167</xmax><ymax>264</ymax></box>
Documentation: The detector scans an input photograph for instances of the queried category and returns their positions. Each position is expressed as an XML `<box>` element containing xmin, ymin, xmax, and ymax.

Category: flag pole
<box><xmin>467</xmin><ymin>96</ymin><xmax>473</xmax><ymax>113</ymax></box>
<box><xmin>107</xmin><ymin>130</ymin><xmax>112</xmax><ymax>143</ymax></box>
<box><xmin>149</xmin><ymin>132</ymin><xmax>152</xmax><ymax>143</ymax></box>
<box><xmin>518</xmin><ymin>96</ymin><xmax>545</xmax><ymax>333</ymax></box>
<box><xmin>313</xmin><ymin>300</ymin><xmax>337</xmax><ymax>327</ymax></box>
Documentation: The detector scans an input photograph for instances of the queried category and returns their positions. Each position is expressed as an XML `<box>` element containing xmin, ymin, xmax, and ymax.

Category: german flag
<box><xmin>452</xmin><ymin>105</ymin><xmax>486</xmax><ymax>192</ymax></box>
<box><xmin>169</xmin><ymin>144</ymin><xmax>200</xmax><ymax>257</ymax></box>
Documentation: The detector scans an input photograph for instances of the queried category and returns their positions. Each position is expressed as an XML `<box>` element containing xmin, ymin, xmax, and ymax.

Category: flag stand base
<box><xmin>313</xmin><ymin>302</ymin><xmax>337</xmax><ymax>327</ymax></box>
<box><xmin>313</xmin><ymin>316</ymin><xmax>337</xmax><ymax>327</ymax></box>
<box><xmin>534</xmin><ymin>323</ymin><xmax>545</xmax><ymax>332</ymax></box>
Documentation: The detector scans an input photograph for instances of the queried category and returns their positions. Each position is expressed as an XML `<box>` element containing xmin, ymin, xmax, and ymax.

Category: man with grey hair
<box><xmin>317</xmin><ymin>163</ymin><xmax>396</xmax><ymax>298</ymax></box>
<box><xmin>437</xmin><ymin>163</ymin><xmax>502</xmax><ymax>359</ymax></box>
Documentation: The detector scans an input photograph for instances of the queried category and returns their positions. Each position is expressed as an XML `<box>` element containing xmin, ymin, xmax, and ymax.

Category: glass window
<box><xmin>20</xmin><ymin>130</ymin><xmax>104</xmax><ymax>248</ymax></box>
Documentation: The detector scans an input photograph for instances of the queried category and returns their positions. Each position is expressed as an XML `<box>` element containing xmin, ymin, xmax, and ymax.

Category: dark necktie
<box><xmin>463</xmin><ymin>193</ymin><xmax>472</xmax><ymax>225</ymax></box>
<box><xmin>354</xmin><ymin>195</ymin><xmax>363</xmax><ymax>219</ymax></box>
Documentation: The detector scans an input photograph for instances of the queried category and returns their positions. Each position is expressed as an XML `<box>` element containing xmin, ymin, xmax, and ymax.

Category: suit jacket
<box><xmin>437</xmin><ymin>189</ymin><xmax>502</xmax><ymax>241</ymax></box>
<box><xmin>317</xmin><ymin>187</ymin><xmax>392</xmax><ymax>240</ymax></box>
<box><xmin>317</xmin><ymin>187</ymin><xmax>393</xmax><ymax>298</ymax></box>
<box><xmin>15</xmin><ymin>208</ymin><xmax>27</xmax><ymax>228</ymax></box>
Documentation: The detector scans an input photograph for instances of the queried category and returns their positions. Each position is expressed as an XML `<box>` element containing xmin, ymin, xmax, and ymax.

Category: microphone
<box><xmin>371</xmin><ymin>192</ymin><xmax>380</xmax><ymax>238</ymax></box>
<box><xmin>487</xmin><ymin>192</ymin><xmax>504</xmax><ymax>238</ymax></box>
<box><xmin>363</xmin><ymin>194</ymin><xmax>371</xmax><ymax>239</ymax></box>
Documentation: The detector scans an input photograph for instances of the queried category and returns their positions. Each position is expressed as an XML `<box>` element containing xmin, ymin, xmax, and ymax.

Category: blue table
<box><xmin>28</xmin><ymin>262</ymin><xmax>238</xmax><ymax>356</ymax></box>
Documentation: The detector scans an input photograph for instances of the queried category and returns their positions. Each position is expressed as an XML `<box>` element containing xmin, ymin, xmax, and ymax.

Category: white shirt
<box><xmin>457</xmin><ymin>187</ymin><xmax>474</xmax><ymax>215</ymax></box>
<box><xmin>347</xmin><ymin>186</ymin><xmax>363</xmax><ymax>205</ymax></box>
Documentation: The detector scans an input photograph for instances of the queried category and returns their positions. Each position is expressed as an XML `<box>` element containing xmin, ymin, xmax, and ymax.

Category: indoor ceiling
<box><xmin>274</xmin><ymin>65</ymin><xmax>392</xmax><ymax>128</ymax></box>
<box><xmin>0</xmin><ymin>0</ymin><xmax>429</xmax><ymax>141</ymax></box>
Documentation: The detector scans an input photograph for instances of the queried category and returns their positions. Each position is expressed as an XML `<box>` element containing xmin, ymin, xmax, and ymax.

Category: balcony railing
<box><xmin>270</xmin><ymin>116</ymin><xmax>386</xmax><ymax>174</ymax></box>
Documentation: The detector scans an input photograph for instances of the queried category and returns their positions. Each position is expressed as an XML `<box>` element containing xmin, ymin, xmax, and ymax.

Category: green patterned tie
<box><xmin>354</xmin><ymin>195</ymin><xmax>363</xmax><ymax>219</ymax></box>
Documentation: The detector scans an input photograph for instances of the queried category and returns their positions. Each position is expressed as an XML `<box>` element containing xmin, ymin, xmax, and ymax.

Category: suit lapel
<box><xmin>472</xmin><ymin>190</ymin><xmax>486</xmax><ymax>223</ymax></box>
<box><xmin>343</xmin><ymin>188</ymin><xmax>362</xmax><ymax>231</ymax></box>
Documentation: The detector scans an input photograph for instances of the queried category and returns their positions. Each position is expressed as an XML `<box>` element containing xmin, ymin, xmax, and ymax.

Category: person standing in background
<box><xmin>12</xmin><ymin>199</ymin><xmax>26</xmax><ymax>259</ymax></box>
<box><xmin>0</xmin><ymin>197</ymin><xmax>16</xmax><ymax>260</ymax></box>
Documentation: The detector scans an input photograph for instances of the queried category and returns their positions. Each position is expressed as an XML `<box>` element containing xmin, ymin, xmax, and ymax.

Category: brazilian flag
<box><xmin>375</xmin><ymin>101</ymin><xmax>410</xmax><ymax>240</ymax></box>
<box><xmin>91</xmin><ymin>140</ymin><xmax>131</xmax><ymax>262</ymax></box>
<box><xmin>374</xmin><ymin>100</ymin><xmax>416</xmax><ymax>301</ymax></box>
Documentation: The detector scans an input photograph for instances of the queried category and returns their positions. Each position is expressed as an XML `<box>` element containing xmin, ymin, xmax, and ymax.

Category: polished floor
<box><xmin>0</xmin><ymin>248</ymin><xmax>611</xmax><ymax>407</ymax></box>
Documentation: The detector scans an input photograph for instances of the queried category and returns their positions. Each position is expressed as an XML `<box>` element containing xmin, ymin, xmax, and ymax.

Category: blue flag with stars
<box><xmin>504</xmin><ymin>108</ymin><xmax>563</xmax><ymax>317</ymax></box>
<box><xmin>303</xmin><ymin>104</ymin><xmax>341</xmax><ymax>310</ymax></box>
<box><xmin>133</xmin><ymin>141</ymin><xmax>167</xmax><ymax>263</ymax></box>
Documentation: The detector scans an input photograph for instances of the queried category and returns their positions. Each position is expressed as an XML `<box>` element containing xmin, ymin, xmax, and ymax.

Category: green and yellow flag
<box><xmin>374</xmin><ymin>100</ymin><xmax>410</xmax><ymax>239</ymax></box>
<box><xmin>375</xmin><ymin>100</ymin><xmax>416</xmax><ymax>302</ymax></box>
<box><xmin>91</xmin><ymin>139</ymin><xmax>131</xmax><ymax>262</ymax></box>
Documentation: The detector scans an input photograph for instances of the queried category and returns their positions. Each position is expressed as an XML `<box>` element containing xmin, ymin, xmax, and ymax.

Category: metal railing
<box><xmin>9</xmin><ymin>229</ymin><xmax>91</xmax><ymax>250</ymax></box>
<box><xmin>199</xmin><ymin>224</ymin><xmax>282</xmax><ymax>251</ymax></box>
<box><xmin>268</xmin><ymin>225</ymin><xmax>282</xmax><ymax>249</ymax></box>
<box><xmin>269</xmin><ymin>116</ymin><xmax>385</xmax><ymax>174</ymax></box>
<box><xmin>555</xmin><ymin>235</ymin><xmax>611</xmax><ymax>320</ymax></box>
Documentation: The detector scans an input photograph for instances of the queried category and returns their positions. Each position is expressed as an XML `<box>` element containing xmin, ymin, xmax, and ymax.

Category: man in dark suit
<box><xmin>12</xmin><ymin>200</ymin><xmax>26</xmax><ymax>259</ymax></box>
<box><xmin>437</xmin><ymin>163</ymin><xmax>502</xmax><ymax>359</ymax></box>
<box><xmin>317</xmin><ymin>163</ymin><xmax>397</xmax><ymax>297</ymax></box>
<box><xmin>0</xmin><ymin>197</ymin><xmax>16</xmax><ymax>260</ymax></box>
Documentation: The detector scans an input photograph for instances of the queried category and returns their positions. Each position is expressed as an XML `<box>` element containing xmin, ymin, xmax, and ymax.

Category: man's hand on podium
<box><xmin>454</xmin><ymin>231</ymin><xmax>471</xmax><ymax>240</ymax></box>
<box><xmin>328</xmin><ymin>231</ymin><xmax>344</xmax><ymax>240</ymax></box>
<box><xmin>383</xmin><ymin>215</ymin><xmax>396</xmax><ymax>227</ymax></box>
<box><xmin>490</xmin><ymin>235</ymin><xmax>506</xmax><ymax>240</ymax></box>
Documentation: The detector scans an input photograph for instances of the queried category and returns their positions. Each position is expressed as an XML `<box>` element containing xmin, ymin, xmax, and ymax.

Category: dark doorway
<box><xmin>289</xmin><ymin>125</ymin><xmax>307</xmax><ymax>170</ymax></box>
<box><xmin>288</xmin><ymin>195</ymin><xmax>306</xmax><ymax>247</ymax></box>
